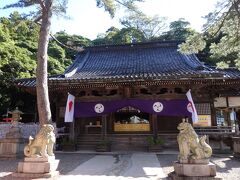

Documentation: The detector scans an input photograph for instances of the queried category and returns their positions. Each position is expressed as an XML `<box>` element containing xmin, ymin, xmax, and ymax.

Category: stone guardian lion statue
<box><xmin>177</xmin><ymin>119</ymin><xmax>212</xmax><ymax>162</ymax></box>
<box><xmin>24</xmin><ymin>124</ymin><xmax>56</xmax><ymax>158</ymax></box>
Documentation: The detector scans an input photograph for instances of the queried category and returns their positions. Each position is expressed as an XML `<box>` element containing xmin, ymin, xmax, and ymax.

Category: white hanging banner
<box><xmin>64</xmin><ymin>93</ymin><xmax>75</xmax><ymax>122</ymax></box>
<box><xmin>186</xmin><ymin>89</ymin><xmax>198</xmax><ymax>123</ymax></box>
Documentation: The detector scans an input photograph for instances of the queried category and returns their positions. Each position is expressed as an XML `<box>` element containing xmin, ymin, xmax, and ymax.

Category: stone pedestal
<box><xmin>233</xmin><ymin>137</ymin><xmax>240</xmax><ymax>158</ymax></box>
<box><xmin>0</xmin><ymin>126</ymin><xmax>25</xmax><ymax>159</ymax></box>
<box><xmin>12</xmin><ymin>156</ymin><xmax>59</xmax><ymax>179</ymax></box>
<box><xmin>174</xmin><ymin>161</ymin><xmax>216</xmax><ymax>177</ymax></box>
<box><xmin>169</xmin><ymin>161</ymin><xmax>221</xmax><ymax>180</ymax></box>
<box><xmin>0</xmin><ymin>138</ymin><xmax>25</xmax><ymax>158</ymax></box>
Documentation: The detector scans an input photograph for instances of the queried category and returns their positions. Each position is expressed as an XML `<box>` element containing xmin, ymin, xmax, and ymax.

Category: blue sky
<box><xmin>0</xmin><ymin>0</ymin><xmax>219</xmax><ymax>40</ymax></box>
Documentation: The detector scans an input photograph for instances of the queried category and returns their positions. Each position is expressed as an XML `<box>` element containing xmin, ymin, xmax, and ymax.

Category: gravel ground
<box><xmin>0</xmin><ymin>153</ymin><xmax>94</xmax><ymax>180</ymax></box>
<box><xmin>157</xmin><ymin>154</ymin><xmax>240</xmax><ymax>180</ymax></box>
<box><xmin>55</xmin><ymin>153</ymin><xmax>95</xmax><ymax>174</ymax></box>
<box><xmin>0</xmin><ymin>153</ymin><xmax>239</xmax><ymax>180</ymax></box>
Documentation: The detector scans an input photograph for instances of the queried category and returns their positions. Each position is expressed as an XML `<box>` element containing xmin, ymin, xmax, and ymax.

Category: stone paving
<box><xmin>0</xmin><ymin>152</ymin><xmax>240</xmax><ymax>180</ymax></box>
<box><xmin>58</xmin><ymin>153</ymin><xmax>166</xmax><ymax>180</ymax></box>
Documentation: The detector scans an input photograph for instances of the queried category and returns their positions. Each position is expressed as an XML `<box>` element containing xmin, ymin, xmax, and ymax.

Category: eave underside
<box><xmin>17</xmin><ymin>78</ymin><xmax>240</xmax><ymax>94</ymax></box>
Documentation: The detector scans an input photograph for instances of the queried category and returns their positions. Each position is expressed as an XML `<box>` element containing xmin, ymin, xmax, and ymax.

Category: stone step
<box><xmin>76</xmin><ymin>144</ymin><xmax>96</xmax><ymax>150</ymax></box>
<box><xmin>75</xmin><ymin>134</ymin><xmax>178</xmax><ymax>151</ymax></box>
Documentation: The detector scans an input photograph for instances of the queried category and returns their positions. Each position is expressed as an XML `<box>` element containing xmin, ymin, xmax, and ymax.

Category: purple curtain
<box><xmin>74</xmin><ymin>99</ymin><xmax>191</xmax><ymax>118</ymax></box>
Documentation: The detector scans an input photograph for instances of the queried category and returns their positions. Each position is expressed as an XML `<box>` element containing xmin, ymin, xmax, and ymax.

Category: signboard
<box><xmin>214</xmin><ymin>97</ymin><xmax>227</xmax><ymax>108</ymax></box>
<box><xmin>193</xmin><ymin>115</ymin><xmax>211</xmax><ymax>127</ymax></box>
<box><xmin>228</xmin><ymin>97</ymin><xmax>240</xmax><ymax>107</ymax></box>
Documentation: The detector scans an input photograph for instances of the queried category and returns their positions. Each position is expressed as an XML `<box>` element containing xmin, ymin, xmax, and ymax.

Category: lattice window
<box><xmin>195</xmin><ymin>103</ymin><xmax>211</xmax><ymax>115</ymax></box>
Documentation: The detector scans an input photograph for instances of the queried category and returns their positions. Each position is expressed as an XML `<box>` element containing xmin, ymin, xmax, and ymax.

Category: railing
<box><xmin>194</xmin><ymin>126</ymin><xmax>235</xmax><ymax>135</ymax></box>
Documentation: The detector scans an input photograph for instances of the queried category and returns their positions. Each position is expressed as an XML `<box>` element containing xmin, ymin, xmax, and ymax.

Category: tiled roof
<box><xmin>15</xmin><ymin>41</ymin><xmax>240</xmax><ymax>88</ymax></box>
<box><xmin>216</xmin><ymin>68</ymin><xmax>240</xmax><ymax>78</ymax></box>
<box><xmin>62</xmin><ymin>41</ymin><xmax>222</xmax><ymax>81</ymax></box>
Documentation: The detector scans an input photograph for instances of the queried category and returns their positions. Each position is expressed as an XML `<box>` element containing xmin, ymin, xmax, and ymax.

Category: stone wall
<box><xmin>0</xmin><ymin>123</ymin><xmax>57</xmax><ymax>139</ymax></box>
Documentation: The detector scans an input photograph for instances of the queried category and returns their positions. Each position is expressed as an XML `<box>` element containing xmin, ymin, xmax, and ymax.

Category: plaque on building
<box><xmin>214</xmin><ymin>97</ymin><xmax>227</xmax><ymax>107</ymax></box>
<box><xmin>194</xmin><ymin>115</ymin><xmax>211</xmax><ymax>127</ymax></box>
<box><xmin>228</xmin><ymin>97</ymin><xmax>240</xmax><ymax>107</ymax></box>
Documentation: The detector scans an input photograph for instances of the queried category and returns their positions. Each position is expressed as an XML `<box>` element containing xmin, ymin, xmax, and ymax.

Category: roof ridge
<box><xmin>86</xmin><ymin>40</ymin><xmax>184</xmax><ymax>51</ymax></box>
<box><xmin>64</xmin><ymin>52</ymin><xmax>90</xmax><ymax>78</ymax></box>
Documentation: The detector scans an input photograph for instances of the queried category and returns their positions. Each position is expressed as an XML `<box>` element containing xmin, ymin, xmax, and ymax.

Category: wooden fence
<box><xmin>194</xmin><ymin>126</ymin><xmax>235</xmax><ymax>135</ymax></box>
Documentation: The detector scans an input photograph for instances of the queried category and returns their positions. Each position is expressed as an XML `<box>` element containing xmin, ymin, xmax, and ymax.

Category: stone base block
<box><xmin>0</xmin><ymin>138</ymin><xmax>25</xmax><ymax>159</ymax></box>
<box><xmin>18</xmin><ymin>159</ymin><xmax>59</xmax><ymax>174</ymax></box>
<box><xmin>0</xmin><ymin>154</ymin><xmax>19</xmax><ymax>159</ymax></box>
<box><xmin>12</xmin><ymin>170</ymin><xmax>59</xmax><ymax>179</ymax></box>
<box><xmin>169</xmin><ymin>172</ymin><xmax>222</xmax><ymax>180</ymax></box>
<box><xmin>24</xmin><ymin>156</ymin><xmax>56</xmax><ymax>162</ymax></box>
<box><xmin>234</xmin><ymin>152</ymin><xmax>240</xmax><ymax>158</ymax></box>
<box><xmin>173</xmin><ymin>161</ymin><xmax>217</xmax><ymax>177</ymax></box>
<box><xmin>233</xmin><ymin>137</ymin><xmax>240</xmax><ymax>158</ymax></box>
<box><xmin>13</xmin><ymin>156</ymin><xmax>59</xmax><ymax>179</ymax></box>
<box><xmin>179</xmin><ymin>159</ymin><xmax>209</xmax><ymax>164</ymax></box>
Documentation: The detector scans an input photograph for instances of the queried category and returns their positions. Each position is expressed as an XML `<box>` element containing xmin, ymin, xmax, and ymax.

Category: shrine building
<box><xmin>17</xmin><ymin>41</ymin><xmax>240</xmax><ymax>151</ymax></box>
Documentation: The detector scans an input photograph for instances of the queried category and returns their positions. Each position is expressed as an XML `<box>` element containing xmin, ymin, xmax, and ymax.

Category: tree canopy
<box><xmin>160</xmin><ymin>18</ymin><xmax>195</xmax><ymax>41</ymax></box>
<box><xmin>0</xmin><ymin>0</ymin><xmax>147</xmax><ymax>120</ymax></box>
<box><xmin>120</xmin><ymin>12</ymin><xmax>167</xmax><ymax>40</ymax></box>
<box><xmin>0</xmin><ymin>11</ymin><xmax>90</xmax><ymax>116</ymax></box>
<box><xmin>179</xmin><ymin>0</ymin><xmax>240</xmax><ymax>69</ymax></box>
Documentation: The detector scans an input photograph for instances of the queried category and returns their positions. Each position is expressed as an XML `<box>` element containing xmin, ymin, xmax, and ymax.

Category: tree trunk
<box><xmin>36</xmin><ymin>0</ymin><xmax>53</xmax><ymax>125</ymax></box>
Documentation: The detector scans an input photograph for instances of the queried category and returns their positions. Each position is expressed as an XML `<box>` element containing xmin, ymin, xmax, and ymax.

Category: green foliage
<box><xmin>93</xmin><ymin>18</ymin><xmax>193</xmax><ymax>45</ymax></box>
<box><xmin>178</xmin><ymin>33</ymin><xmax>206</xmax><ymax>54</ymax></box>
<box><xmin>120</xmin><ymin>12</ymin><xmax>167</xmax><ymax>39</ymax></box>
<box><xmin>48</xmin><ymin>42</ymin><xmax>66</xmax><ymax>60</ymax></box>
<box><xmin>54</xmin><ymin>31</ymin><xmax>92</xmax><ymax>59</ymax></box>
<box><xmin>93</xmin><ymin>26</ymin><xmax>145</xmax><ymax>45</ymax></box>
<box><xmin>179</xmin><ymin>0</ymin><xmax>240</xmax><ymax>69</ymax></box>
<box><xmin>146</xmin><ymin>136</ymin><xmax>164</xmax><ymax>145</ymax></box>
<box><xmin>96</xmin><ymin>139</ymin><xmax>111</xmax><ymax>151</ymax></box>
<box><xmin>98</xmin><ymin>139</ymin><xmax>111</xmax><ymax>146</ymax></box>
<box><xmin>96</xmin><ymin>0</ymin><xmax>116</xmax><ymax>18</ymax></box>
<box><xmin>96</xmin><ymin>0</ymin><xmax>144</xmax><ymax>18</ymax></box>
<box><xmin>3</xmin><ymin>0</ymin><xmax>69</xmax><ymax>20</ymax></box>
<box><xmin>61</xmin><ymin>137</ymin><xmax>75</xmax><ymax>145</ymax></box>
<box><xmin>161</xmin><ymin>18</ymin><xmax>195</xmax><ymax>41</ymax></box>
<box><xmin>0</xmin><ymin>11</ymin><xmax>84</xmax><ymax>116</ymax></box>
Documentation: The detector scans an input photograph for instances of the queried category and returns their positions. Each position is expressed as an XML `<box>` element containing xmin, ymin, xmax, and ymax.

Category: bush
<box><xmin>146</xmin><ymin>136</ymin><xmax>164</xmax><ymax>145</ymax></box>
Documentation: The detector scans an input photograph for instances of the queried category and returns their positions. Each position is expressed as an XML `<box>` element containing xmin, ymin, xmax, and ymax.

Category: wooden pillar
<box><xmin>34</xmin><ymin>102</ymin><xmax>38</xmax><ymax>123</ymax></box>
<box><xmin>152</xmin><ymin>114</ymin><xmax>158</xmax><ymax>138</ymax></box>
<box><xmin>210</xmin><ymin>98</ymin><xmax>217</xmax><ymax>126</ymax></box>
<box><xmin>124</xmin><ymin>86</ymin><xmax>131</xmax><ymax>98</ymax></box>
<box><xmin>108</xmin><ymin>113</ymin><xmax>114</xmax><ymax>133</ymax></box>
<box><xmin>55</xmin><ymin>99</ymin><xmax>60</xmax><ymax>125</ymax></box>
<box><xmin>226</xmin><ymin>97</ymin><xmax>231</xmax><ymax>126</ymax></box>
<box><xmin>101</xmin><ymin>115</ymin><xmax>107</xmax><ymax>139</ymax></box>
<box><xmin>236</xmin><ymin>110</ymin><xmax>240</xmax><ymax>135</ymax></box>
<box><xmin>69</xmin><ymin>120</ymin><xmax>75</xmax><ymax>141</ymax></box>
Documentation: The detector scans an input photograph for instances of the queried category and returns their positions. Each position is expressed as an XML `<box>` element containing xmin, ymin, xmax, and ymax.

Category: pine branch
<box><xmin>114</xmin><ymin>0</ymin><xmax>142</xmax><ymax>15</ymax></box>
<box><xmin>37</xmin><ymin>0</ymin><xmax>46</xmax><ymax>12</ymax></box>
<box><xmin>210</xmin><ymin>3</ymin><xmax>234</xmax><ymax>37</ymax></box>
<box><xmin>49</xmin><ymin>33</ymin><xmax>84</xmax><ymax>52</ymax></box>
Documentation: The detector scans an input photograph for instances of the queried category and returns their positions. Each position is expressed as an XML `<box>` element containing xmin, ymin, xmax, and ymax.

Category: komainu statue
<box><xmin>24</xmin><ymin>124</ymin><xmax>56</xmax><ymax>158</ymax></box>
<box><xmin>177</xmin><ymin>119</ymin><xmax>212</xmax><ymax>162</ymax></box>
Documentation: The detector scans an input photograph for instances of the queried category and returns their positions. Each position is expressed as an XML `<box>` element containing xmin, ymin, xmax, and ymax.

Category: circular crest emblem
<box><xmin>153</xmin><ymin>102</ymin><xmax>163</xmax><ymax>112</ymax></box>
<box><xmin>187</xmin><ymin>102</ymin><xmax>193</xmax><ymax>113</ymax></box>
<box><xmin>94</xmin><ymin>103</ymin><xmax>104</xmax><ymax>113</ymax></box>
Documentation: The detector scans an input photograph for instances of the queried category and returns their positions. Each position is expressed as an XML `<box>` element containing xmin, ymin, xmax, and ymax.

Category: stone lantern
<box><xmin>0</xmin><ymin>107</ymin><xmax>24</xmax><ymax>158</ymax></box>
<box><xmin>9</xmin><ymin>107</ymin><xmax>23</xmax><ymax>127</ymax></box>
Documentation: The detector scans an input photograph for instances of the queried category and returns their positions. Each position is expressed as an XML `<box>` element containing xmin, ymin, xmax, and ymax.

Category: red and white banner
<box><xmin>64</xmin><ymin>93</ymin><xmax>75</xmax><ymax>122</ymax></box>
<box><xmin>186</xmin><ymin>89</ymin><xmax>198</xmax><ymax>123</ymax></box>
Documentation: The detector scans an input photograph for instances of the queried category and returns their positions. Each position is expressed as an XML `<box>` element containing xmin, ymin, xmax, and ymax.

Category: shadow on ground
<box><xmin>56</xmin><ymin>153</ymin><xmax>95</xmax><ymax>174</ymax></box>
